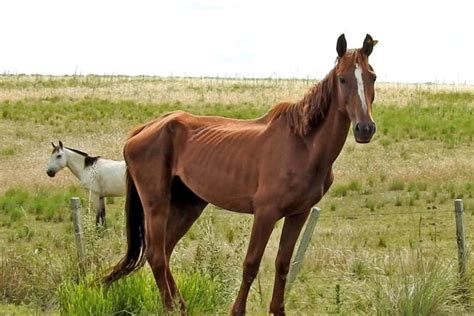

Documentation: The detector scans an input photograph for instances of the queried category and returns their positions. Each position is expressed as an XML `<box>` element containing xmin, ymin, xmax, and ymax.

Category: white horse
<box><xmin>46</xmin><ymin>141</ymin><xmax>126</xmax><ymax>225</ymax></box>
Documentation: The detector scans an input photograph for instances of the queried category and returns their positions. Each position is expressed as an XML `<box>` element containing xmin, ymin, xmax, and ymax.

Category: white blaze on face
<box><xmin>354</xmin><ymin>63</ymin><xmax>368</xmax><ymax>113</ymax></box>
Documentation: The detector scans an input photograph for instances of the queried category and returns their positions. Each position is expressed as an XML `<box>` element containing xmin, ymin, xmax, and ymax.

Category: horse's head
<box><xmin>334</xmin><ymin>34</ymin><xmax>378</xmax><ymax>143</ymax></box>
<box><xmin>46</xmin><ymin>141</ymin><xmax>67</xmax><ymax>177</ymax></box>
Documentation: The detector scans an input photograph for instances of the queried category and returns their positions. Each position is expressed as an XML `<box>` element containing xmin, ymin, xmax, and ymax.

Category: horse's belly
<box><xmin>100</xmin><ymin>176</ymin><xmax>126</xmax><ymax>196</ymax></box>
<box><xmin>103</xmin><ymin>183</ymin><xmax>125</xmax><ymax>196</ymax></box>
<box><xmin>208</xmin><ymin>195</ymin><xmax>254</xmax><ymax>214</ymax></box>
<box><xmin>178</xmin><ymin>171</ymin><xmax>255</xmax><ymax>213</ymax></box>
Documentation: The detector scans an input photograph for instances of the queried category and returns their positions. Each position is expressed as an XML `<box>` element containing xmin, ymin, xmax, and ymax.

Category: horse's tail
<box><xmin>103</xmin><ymin>169</ymin><xmax>146</xmax><ymax>284</ymax></box>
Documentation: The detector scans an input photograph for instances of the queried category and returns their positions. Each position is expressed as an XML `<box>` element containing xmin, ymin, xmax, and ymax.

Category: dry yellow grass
<box><xmin>1</xmin><ymin>76</ymin><xmax>473</xmax><ymax>192</ymax></box>
<box><xmin>1</xmin><ymin>75</ymin><xmax>473</xmax><ymax>104</ymax></box>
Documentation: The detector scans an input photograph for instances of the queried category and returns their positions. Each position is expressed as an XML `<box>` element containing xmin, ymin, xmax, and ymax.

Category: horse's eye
<box><xmin>338</xmin><ymin>76</ymin><xmax>346</xmax><ymax>84</ymax></box>
<box><xmin>373</xmin><ymin>75</ymin><xmax>377</xmax><ymax>82</ymax></box>
<box><xmin>56</xmin><ymin>154</ymin><xmax>62</xmax><ymax>159</ymax></box>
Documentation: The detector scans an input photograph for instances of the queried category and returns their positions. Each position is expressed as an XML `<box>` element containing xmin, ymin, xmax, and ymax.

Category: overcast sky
<box><xmin>1</xmin><ymin>0</ymin><xmax>473</xmax><ymax>84</ymax></box>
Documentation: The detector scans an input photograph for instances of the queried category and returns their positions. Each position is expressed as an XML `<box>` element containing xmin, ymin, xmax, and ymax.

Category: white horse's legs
<box><xmin>99</xmin><ymin>197</ymin><xmax>106</xmax><ymax>226</ymax></box>
<box><xmin>90</xmin><ymin>193</ymin><xmax>106</xmax><ymax>226</ymax></box>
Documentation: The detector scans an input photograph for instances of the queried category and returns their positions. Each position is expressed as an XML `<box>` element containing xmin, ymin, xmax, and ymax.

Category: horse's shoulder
<box><xmin>84</xmin><ymin>155</ymin><xmax>100</xmax><ymax>167</ymax></box>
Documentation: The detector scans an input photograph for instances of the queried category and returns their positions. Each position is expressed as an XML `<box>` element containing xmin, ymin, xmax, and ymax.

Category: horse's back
<box><xmin>124</xmin><ymin>110</ymin><xmax>271</xmax><ymax>212</ymax></box>
<box><xmin>126</xmin><ymin>110</ymin><xmax>266</xmax><ymax>152</ymax></box>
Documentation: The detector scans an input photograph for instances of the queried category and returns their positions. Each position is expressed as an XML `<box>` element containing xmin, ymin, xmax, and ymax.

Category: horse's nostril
<box><xmin>355</xmin><ymin>122</ymin><xmax>376</xmax><ymax>135</ymax></box>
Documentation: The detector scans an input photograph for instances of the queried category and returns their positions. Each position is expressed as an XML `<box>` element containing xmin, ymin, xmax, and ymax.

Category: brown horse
<box><xmin>104</xmin><ymin>33</ymin><xmax>378</xmax><ymax>315</ymax></box>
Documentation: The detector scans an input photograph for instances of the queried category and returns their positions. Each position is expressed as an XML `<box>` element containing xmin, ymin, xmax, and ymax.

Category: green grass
<box><xmin>0</xmin><ymin>98</ymin><xmax>267</xmax><ymax>138</ymax></box>
<box><xmin>389</xmin><ymin>179</ymin><xmax>406</xmax><ymax>191</ymax></box>
<box><xmin>58</xmin><ymin>272</ymin><xmax>162</xmax><ymax>315</ymax></box>
<box><xmin>0</xmin><ymin>186</ymin><xmax>81</xmax><ymax>224</ymax></box>
<box><xmin>376</xmin><ymin>104</ymin><xmax>474</xmax><ymax>145</ymax></box>
<box><xmin>356</xmin><ymin>255</ymin><xmax>467</xmax><ymax>315</ymax></box>
<box><xmin>58</xmin><ymin>270</ymin><xmax>231</xmax><ymax>315</ymax></box>
<box><xmin>0</xmin><ymin>146</ymin><xmax>16</xmax><ymax>157</ymax></box>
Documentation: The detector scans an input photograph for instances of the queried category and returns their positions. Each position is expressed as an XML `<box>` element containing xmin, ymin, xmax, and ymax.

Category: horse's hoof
<box><xmin>269</xmin><ymin>305</ymin><xmax>286</xmax><ymax>316</ymax></box>
<box><xmin>230</xmin><ymin>306</ymin><xmax>245</xmax><ymax>316</ymax></box>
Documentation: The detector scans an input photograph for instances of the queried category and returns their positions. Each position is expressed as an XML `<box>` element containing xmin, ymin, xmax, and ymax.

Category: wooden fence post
<box><xmin>454</xmin><ymin>199</ymin><xmax>467</xmax><ymax>281</ymax></box>
<box><xmin>70</xmin><ymin>197</ymin><xmax>85</xmax><ymax>272</ymax></box>
<box><xmin>287</xmin><ymin>207</ymin><xmax>321</xmax><ymax>292</ymax></box>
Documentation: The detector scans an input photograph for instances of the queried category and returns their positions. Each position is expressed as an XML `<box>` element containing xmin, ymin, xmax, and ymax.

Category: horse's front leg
<box><xmin>231</xmin><ymin>210</ymin><xmax>278</xmax><ymax>316</ymax></box>
<box><xmin>269</xmin><ymin>211</ymin><xmax>310</xmax><ymax>315</ymax></box>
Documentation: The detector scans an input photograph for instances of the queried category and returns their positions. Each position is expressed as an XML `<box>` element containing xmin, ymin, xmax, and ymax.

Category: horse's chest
<box><xmin>275</xmin><ymin>168</ymin><xmax>328</xmax><ymax>210</ymax></box>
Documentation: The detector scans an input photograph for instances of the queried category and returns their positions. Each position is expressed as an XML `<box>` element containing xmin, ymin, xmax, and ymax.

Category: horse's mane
<box><xmin>267</xmin><ymin>68</ymin><xmax>336</xmax><ymax>136</ymax></box>
<box><xmin>65</xmin><ymin>147</ymin><xmax>100</xmax><ymax>167</ymax></box>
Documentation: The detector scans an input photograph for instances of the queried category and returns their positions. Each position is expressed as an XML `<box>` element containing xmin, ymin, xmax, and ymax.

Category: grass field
<box><xmin>1</xmin><ymin>75</ymin><xmax>473</xmax><ymax>314</ymax></box>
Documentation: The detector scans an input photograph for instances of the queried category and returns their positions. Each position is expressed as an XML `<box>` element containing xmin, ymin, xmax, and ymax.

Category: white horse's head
<box><xmin>46</xmin><ymin>141</ymin><xmax>67</xmax><ymax>177</ymax></box>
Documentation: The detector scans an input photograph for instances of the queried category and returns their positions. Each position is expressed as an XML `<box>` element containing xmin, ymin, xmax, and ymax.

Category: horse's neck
<box><xmin>308</xmin><ymin>99</ymin><xmax>351</xmax><ymax>164</ymax></box>
<box><xmin>64</xmin><ymin>149</ymin><xmax>89</xmax><ymax>181</ymax></box>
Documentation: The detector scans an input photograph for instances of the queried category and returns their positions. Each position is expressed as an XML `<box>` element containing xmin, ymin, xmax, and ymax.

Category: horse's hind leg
<box><xmin>141</xmin><ymin>191</ymin><xmax>175</xmax><ymax>308</ymax></box>
<box><xmin>126</xmin><ymin>118</ymin><xmax>191</xmax><ymax>311</ymax></box>
<box><xmin>128</xmin><ymin>164</ymin><xmax>175</xmax><ymax>309</ymax></box>
<box><xmin>164</xmin><ymin>177</ymin><xmax>208</xmax><ymax>308</ymax></box>
<box><xmin>166</xmin><ymin>177</ymin><xmax>207</xmax><ymax>254</ymax></box>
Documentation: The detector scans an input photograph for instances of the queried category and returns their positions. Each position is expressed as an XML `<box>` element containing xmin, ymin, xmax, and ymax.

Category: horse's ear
<box><xmin>59</xmin><ymin>141</ymin><xmax>63</xmax><ymax>149</ymax></box>
<box><xmin>336</xmin><ymin>34</ymin><xmax>347</xmax><ymax>58</ymax></box>
<box><xmin>51</xmin><ymin>142</ymin><xmax>56</xmax><ymax>149</ymax></box>
<box><xmin>362</xmin><ymin>34</ymin><xmax>377</xmax><ymax>57</ymax></box>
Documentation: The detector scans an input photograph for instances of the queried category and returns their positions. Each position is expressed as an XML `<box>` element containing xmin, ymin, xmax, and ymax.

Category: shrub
<box><xmin>389</xmin><ymin>180</ymin><xmax>405</xmax><ymax>191</ymax></box>
<box><xmin>350</xmin><ymin>254</ymin><xmax>469</xmax><ymax>315</ymax></box>
<box><xmin>58</xmin><ymin>270</ymin><xmax>229</xmax><ymax>315</ymax></box>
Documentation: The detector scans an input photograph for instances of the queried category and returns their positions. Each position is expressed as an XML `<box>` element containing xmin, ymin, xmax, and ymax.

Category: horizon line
<box><xmin>1</xmin><ymin>72</ymin><xmax>473</xmax><ymax>87</ymax></box>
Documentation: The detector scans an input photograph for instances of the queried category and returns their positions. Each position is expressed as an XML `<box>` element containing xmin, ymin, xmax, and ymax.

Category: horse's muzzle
<box><xmin>354</xmin><ymin>121</ymin><xmax>376</xmax><ymax>143</ymax></box>
<box><xmin>46</xmin><ymin>170</ymin><xmax>56</xmax><ymax>177</ymax></box>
